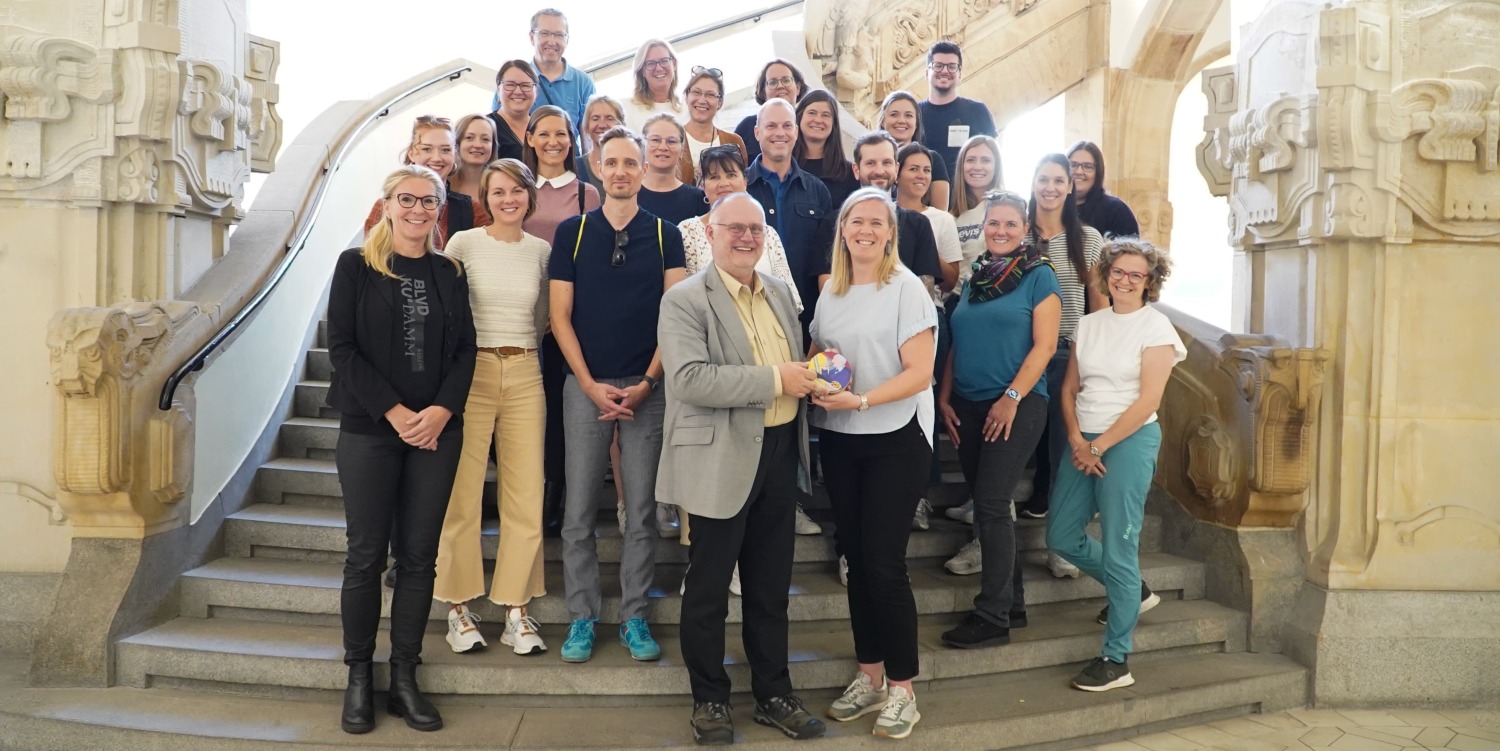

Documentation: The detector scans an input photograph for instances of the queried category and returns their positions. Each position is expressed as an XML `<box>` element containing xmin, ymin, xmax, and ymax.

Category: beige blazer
<box><xmin>655</xmin><ymin>265</ymin><xmax>810</xmax><ymax>519</ymax></box>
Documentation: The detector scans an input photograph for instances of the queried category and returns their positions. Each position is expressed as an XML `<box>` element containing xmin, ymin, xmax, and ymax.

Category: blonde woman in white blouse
<box><xmin>435</xmin><ymin>159</ymin><xmax>551</xmax><ymax>657</ymax></box>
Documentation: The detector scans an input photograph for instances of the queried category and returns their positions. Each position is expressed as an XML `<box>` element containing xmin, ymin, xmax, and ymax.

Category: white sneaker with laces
<box><xmin>911</xmin><ymin>498</ymin><xmax>932</xmax><ymax>531</ymax></box>
<box><xmin>616</xmin><ymin>498</ymin><xmax>626</xmax><ymax>537</ymax></box>
<box><xmin>838</xmin><ymin>555</ymin><xmax>848</xmax><ymax>587</ymax></box>
<box><xmin>873</xmin><ymin>685</ymin><xmax>920</xmax><ymax>739</ymax></box>
<box><xmin>445</xmin><ymin>604</ymin><xmax>487</xmax><ymax>653</ymax></box>
<box><xmin>944</xmin><ymin>498</ymin><xmax>974</xmax><ymax>525</ymax></box>
<box><xmin>500</xmin><ymin>607</ymin><xmax>546</xmax><ymax>655</ymax></box>
<box><xmin>827</xmin><ymin>672</ymin><xmax>888</xmax><ymax>721</ymax></box>
<box><xmin>944</xmin><ymin>538</ymin><xmax>982</xmax><ymax>576</ymax></box>
<box><xmin>656</xmin><ymin>502</ymin><xmax>680</xmax><ymax>538</ymax></box>
<box><xmin>1048</xmin><ymin>551</ymin><xmax>1082</xmax><ymax>579</ymax></box>
<box><xmin>729</xmin><ymin>564</ymin><xmax>742</xmax><ymax>596</ymax></box>
<box><xmin>793</xmin><ymin>504</ymin><xmax>822</xmax><ymax>535</ymax></box>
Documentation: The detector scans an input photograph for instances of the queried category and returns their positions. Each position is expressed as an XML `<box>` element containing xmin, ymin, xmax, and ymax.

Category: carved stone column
<box><xmin>1199</xmin><ymin>0</ymin><xmax>1500</xmax><ymax>706</ymax></box>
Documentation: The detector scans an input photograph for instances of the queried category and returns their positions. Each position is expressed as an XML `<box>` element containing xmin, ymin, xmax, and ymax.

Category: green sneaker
<box><xmin>560</xmin><ymin>618</ymin><xmax>596</xmax><ymax>663</ymax></box>
<box><xmin>827</xmin><ymin>672</ymin><xmax>887</xmax><ymax>722</ymax></box>
<box><xmin>618</xmin><ymin>617</ymin><xmax>661</xmax><ymax>661</ymax></box>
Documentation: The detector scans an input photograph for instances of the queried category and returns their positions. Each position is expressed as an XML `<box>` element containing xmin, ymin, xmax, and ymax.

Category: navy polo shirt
<box><xmin>548</xmin><ymin>207</ymin><xmax>686</xmax><ymax>379</ymax></box>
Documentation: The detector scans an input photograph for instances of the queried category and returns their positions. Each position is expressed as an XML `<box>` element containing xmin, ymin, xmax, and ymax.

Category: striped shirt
<box><xmin>1032</xmin><ymin>224</ymin><xmax>1103</xmax><ymax>340</ymax></box>
<box><xmin>443</xmin><ymin>229</ymin><xmax>551</xmax><ymax>349</ymax></box>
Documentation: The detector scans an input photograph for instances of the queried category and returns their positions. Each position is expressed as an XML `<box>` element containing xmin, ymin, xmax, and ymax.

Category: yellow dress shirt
<box><xmin>715</xmin><ymin>264</ymin><xmax>798</xmax><ymax>427</ymax></box>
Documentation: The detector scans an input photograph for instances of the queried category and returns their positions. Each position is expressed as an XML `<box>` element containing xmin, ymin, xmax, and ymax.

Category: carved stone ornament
<box><xmin>245</xmin><ymin>35</ymin><xmax>283</xmax><ymax>173</ymax></box>
<box><xmin>1198</xmin><ymin>65</ymin><xmax>1237</xmax><ymax>198</ymax></box>
<box><xmin>1225</xmin><ymin>346</ymin><xmax>1330</xmax><ymax>497</ymax></box>
<box><xmin>0</xmin><ymin>28</ymin><xmax>116</xmax><ymax>182</ymax></box>
<box><xmin>1183</xmin><ymin>416</ymin><xmax>1236</xmax><ymax>506</ymax></box>
<box><xmin>0</xmin><ymin>480</ymin><xmax>67</xmax><ymax>525</ymax></box>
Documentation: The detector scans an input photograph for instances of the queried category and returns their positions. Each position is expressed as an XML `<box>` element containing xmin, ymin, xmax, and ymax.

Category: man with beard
<box><xmin>918</xmin><ymin>41</ymin><xmax>997</xmax><ymax>178</ymax></box>
<box><xmin>491</xmin><ymin>9</ymin><xmax>597</xmax><ymax>130</ymax></box>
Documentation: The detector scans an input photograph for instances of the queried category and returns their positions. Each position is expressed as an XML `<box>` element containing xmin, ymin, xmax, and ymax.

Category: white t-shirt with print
<box><xmin>1073</xmin><ymin>304</ymin><xmax>1187</xmax><ymax>434</ymax></box>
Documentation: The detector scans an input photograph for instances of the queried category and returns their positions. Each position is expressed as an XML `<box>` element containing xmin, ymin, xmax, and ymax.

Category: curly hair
<box><xmin>1092</xmin><ymin>237</ymin><xmax>1172</xmax><ymax>303</ymax></box>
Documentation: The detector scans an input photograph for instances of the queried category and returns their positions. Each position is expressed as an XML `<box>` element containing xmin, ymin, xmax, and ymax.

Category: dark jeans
<box><xmin>680</xmin><ymin>422</ymin><xmax>799</xmax><ymax>704</ymax></box>
<box><xmin>1027</xmin><ymin>340</ymin><xmax>1071</xmax><ymax>511</ymax></box>
<box><xmin>952</xmin><ymin>393</ymin><xmax>1047</xmax><ymax>626</ymax></box>
<box><xmin>929</xmin><ymin>302</ymin><xmax>953</xmax><ymax>486</ymax></box>
<box><xmin>820</xmin><ymin>417</ymin><xmax>930</xmax><ymax>681</ymax></box>
<box><xmin>337</xmin><ymin>428</ymin><xmax>463</xmax><ymax>665</ymax></box>
<box><xmin>541</xmin><ymin>332</ymin><xmax>566</xmax><ymax>483</ymax></box>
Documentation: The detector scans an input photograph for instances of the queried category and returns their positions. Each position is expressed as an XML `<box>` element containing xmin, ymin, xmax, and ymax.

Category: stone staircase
<box><xmin>80</xmin><ymin>321</ymin><xmax>1305</xmax><ymax>748</ymax></box>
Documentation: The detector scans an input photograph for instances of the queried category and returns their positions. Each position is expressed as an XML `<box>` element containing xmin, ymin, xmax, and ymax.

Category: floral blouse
<box><xmin>677</xmin><ymin>217</ymin><xmax>804</xmax><ymax>313</ymax></box>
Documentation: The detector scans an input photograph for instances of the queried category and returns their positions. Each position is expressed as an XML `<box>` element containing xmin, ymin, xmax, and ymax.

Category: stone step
<box><xmin>292</xmin><ymin>380</ymin><xmax>337</xmax><ymax>420</ymax></box>
<box><xmin>119</xmin><ymin>597</ymin><xmax>1243</xmax><ymax>698</ymax></box>
<box><xmin>305</xmin><ymin>347</ymin><xmax>332</xmax><ymax>382</ymax></box>
<box><xmin>223</xmin><ymin>502</ymin><xmax>1160</xmax><ymax>565</ymax></box>
<box><xmin>5</xmin><ymin>651</ymin><xmax>1307</xmax><ymax>749</ymax></box>
<box><xmin>176</xmin><ymin>552</ymin><xmax>1203</xmax><ymax>627</ymax></box>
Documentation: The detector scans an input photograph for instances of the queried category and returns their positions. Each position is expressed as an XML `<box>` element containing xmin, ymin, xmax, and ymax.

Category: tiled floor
<box><xmin>1068</xmin><ymin>709</ymin><xmax>1500</xmax><ymax>751</ymax></box>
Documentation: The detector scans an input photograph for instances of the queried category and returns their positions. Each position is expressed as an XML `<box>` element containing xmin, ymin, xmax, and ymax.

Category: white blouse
<box><xmin>677</xmin><ymin>217</ymin><xmax>804</xmax><ymax>313</ymax></box>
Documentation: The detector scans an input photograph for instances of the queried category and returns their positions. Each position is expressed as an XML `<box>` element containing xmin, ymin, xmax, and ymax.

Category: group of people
<box><xmin>328</xmin><ymin>8</ymin><xmax>1186</xmax><ymax>744</ymax></box>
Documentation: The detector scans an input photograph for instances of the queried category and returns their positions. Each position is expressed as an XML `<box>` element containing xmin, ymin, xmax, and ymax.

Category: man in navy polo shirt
<box><xmin>491</xmin><ymin>9</ymin><xmax>598</xmax><ymax>130</ymax></box>
<box><xmin>744</xmin><ymin>98</ymin><xmax>832</xmax><ymax>327</ymax></box>
<box><xmin>549</xmin><ymin>125</ymin><xmax>686</xmax><ymax>665</ymax></box>
<box><xmin>918</xmin><ymin>40</ymin><xmax>997</xmax><ymax>178</ymax></box>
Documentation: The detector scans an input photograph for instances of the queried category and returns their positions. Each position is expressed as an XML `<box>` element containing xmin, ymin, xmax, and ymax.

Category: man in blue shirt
<box><xmin>744</xmin><ymin>99</ymin><xmax>832</xmax><ymax>327</ymax></box>
<box><xmin>490</xmin><ymin>9</ymin><xmax>597</xmax><ymax>131</ymax></box>
<box><xmin>918</xmin><ymin>41</ymin><xmax>997</xmax><ymax>177</ymax></box>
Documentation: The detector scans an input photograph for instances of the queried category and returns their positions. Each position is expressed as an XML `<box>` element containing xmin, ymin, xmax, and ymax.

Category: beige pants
<box><xmin>434</xmin><ymin>351</ymin><xmax>546</xmax><ymax>606</ymax></box>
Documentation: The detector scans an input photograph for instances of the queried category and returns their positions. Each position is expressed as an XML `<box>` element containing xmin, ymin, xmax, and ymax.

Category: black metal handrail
<box><xmin>159</xmin><ymin>65</ymin><xmax>472</xmax><ymax>410</ymax></box>
<box><xmin>578</xmin><ymin>0</ymin><xmax>804</xmax><ymax>76</ymax></box>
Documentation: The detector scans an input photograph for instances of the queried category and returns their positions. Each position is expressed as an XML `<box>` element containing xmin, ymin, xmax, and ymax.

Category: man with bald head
<box><xmin>658</xmin><ymin>192</ymin><xmax>825</xmax><ymax>745</ymax></box>
<box><xmin>744</xmin><ymin>98</ymin><xmax>833</xmax><ymax>326</ymax></box>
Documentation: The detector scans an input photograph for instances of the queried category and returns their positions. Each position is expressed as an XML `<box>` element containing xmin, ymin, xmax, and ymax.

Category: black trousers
<box><xmin>820</xmin><ymin>417</ymin><xmax>930</xmax><ymax>682</ymax></box>
<box><xmin>952</xmin><ymin>393</ymin><xmax>1047</xmax><ymax>626</ymax></box>
<box><xmin>337</xmin><ymin>428</ymin><xmax>463</xmax><ymax>665</ymax></box>
<box><xmin>680</xmin><ymin>422</ymin><xmax>799</xmax><ymax>704</ymax></box>
<box><xmin>541</xmin><ymin>332</ymin><xmax>566</xmax><ymax>483</ymax></box>
<box><xmin>1027</xmin><ymin>340</ymin><xmax>1072</xmax><ymax>511</ymax></box>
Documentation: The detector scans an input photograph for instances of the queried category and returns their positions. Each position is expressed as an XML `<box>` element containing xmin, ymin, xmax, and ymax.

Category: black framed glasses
<box><xmin>611</xmin><ymin>230</ymin><xmax>630</xmax><ymax>267</ymax></box>
<box><xmin>394</xmin><ymin>193</ymin><xmax>442</xmax><ymax>210</ymax></box>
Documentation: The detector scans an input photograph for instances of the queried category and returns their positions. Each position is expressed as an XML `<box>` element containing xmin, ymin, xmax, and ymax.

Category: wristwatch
<box><xmin>641</xmin><ymin>375</ymin><xmax>660</xmax><ymax>391</ymax></box>
<box><xmin>1005</xmin><ymin>388</ymin><xmax>1022</xmax><ymax>402</ymax></box>
<box><xmin>1088</xmin><ymin>442</ymin><xmax>1102</xmax><ymax>457</ymax></box>
<box><xmin>857</xmin><ymin>393</ymin><xmax>870</xmax><ymax>412</ymax></box>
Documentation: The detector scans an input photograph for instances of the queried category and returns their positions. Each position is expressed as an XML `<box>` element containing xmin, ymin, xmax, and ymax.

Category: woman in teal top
<box><xmin>937</xmin><ymin>190</ymin><xmax>1061</xmax><ymax>650</ymax></box>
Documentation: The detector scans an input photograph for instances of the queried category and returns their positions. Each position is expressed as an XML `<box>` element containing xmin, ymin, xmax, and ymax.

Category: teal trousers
<box><xmin>1045</xmin><ymin>422</ymin><xmax>1161</xmax><ymax>662</ymax></box>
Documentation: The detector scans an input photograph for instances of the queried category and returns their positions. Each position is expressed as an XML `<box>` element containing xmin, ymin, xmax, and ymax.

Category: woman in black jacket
<box><xmin>328</xmin><ymin>164</ymin><xmax>476</xmax><ymax>735</ymax></box>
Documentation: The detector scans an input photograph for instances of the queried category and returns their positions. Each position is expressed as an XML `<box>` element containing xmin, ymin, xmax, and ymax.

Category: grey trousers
<box><xmin>561</xmin><ymin>374</ymin><xmax>665</xmax><ymax>622</ymax></box>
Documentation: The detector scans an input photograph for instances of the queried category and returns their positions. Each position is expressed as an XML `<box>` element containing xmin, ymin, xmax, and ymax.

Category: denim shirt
<box><xmin>745</xmin><ymin>158</ymin><xmax>832</xmax><ymax>292</ymax></box>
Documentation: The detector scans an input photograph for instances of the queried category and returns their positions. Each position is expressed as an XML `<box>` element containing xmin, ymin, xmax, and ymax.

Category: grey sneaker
<box><xmin>1047</xmin><ymin>551</ymin><xmax>1081</xmax><ymax>579</ymax></box>
<box><xmin>691</xmin><ymin>701</ymin><xmax>734</xmax><ymax>745</ymax></box>
<box><xmin>911</xmin><ymin>498</ymin><xmax>932</xmax><ymax>531</ymax></box>
<box><xmin>827</xmin><ymin>672</ymin><xmax>887</xmax><ymax>722</ymax></box>
<box><xmin>944</xmin><ymin>538</ymin><xmax>982</xmax><ymax>575</ymax></box>
<box><xmin>793</xmin><ymin>503</ymin><xmax>822</xmax><ymax>535</ymax></box>
<box><xmin>752</xmin><ymin>694</ymin><xmax>825</xmax><ymax>740</ymax></box>
<box><xmin>943</xmin><ymin>498</ymin><xmax>974</xmax><ymax>525</ymax></box>
<box><xmin>872</xmin><ymin>685</ymin><xmax>920</xmax><ymax>739</ymax></box>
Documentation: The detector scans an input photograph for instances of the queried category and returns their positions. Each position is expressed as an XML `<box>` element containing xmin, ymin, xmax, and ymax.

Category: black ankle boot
<box><xmin>387</xmin><ymin>662</ymin><xmax>442</xmax><ymax>731</ymax></box>
<box><xmin>341</xmin><ymin>662</ymin><xmax>375</xmax><ymax>734</ymax></box>
<box><xmin>542</xmin><ymin>481</ymin><xmax>565</xmax><ymax>538</ymax></box>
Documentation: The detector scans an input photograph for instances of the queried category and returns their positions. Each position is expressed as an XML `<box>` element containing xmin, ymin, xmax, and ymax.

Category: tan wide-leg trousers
<box><xmin>434</xmin><ymin>351</ymin><xmax>546</xmax><ymax>606</ymax></box>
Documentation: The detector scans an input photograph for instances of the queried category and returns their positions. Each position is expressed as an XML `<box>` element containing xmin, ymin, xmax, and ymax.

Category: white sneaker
<box><xmin>445</xmin><ymin>604</ymin><xmax>487</xmax><ymax>653</ymax></box>
<box><xmin>838</xmin><ymin>555</ymin><xmax>848</xmax><ymax>587</ymax></box>
<box><xmin>794</xmin><ymin>504</ymin><xmax>822</xmax><ymax>535</ymax></box>
<box><xmin>500</xmin><ymin>607</ymin><xmax>546</xmax><ymax>655</ymax></box>
<box><xmin>873</xmin><ymin>685</ymin><xmax>920</xmax><ymax>739</ymax></box>
<box><xmin>827</xmin><ymin>672</ymin><xmax>888</xmax><ymax>721</ymax></box>
<box><xmin>1012</xmin><ymin>476</ymin><xmax>1034</xmax><ymax>505</ymax></box>
<box><xmin>1048</xmin><ymin>551</ymin><xmax>1082</xmax><ymax>579</ymax></box>
<box><xmin>729</xmin><ymin>564</ymin><xmax>741</xmax><ymax>597</ymax></box>
<box><xmin>944</xmin><ymin>538</ymin><xmax>982</xmax><ymax>576</ymax></box>
<box><xmin>657</xmin><ymin>503</ymin><xmax>680</xmax><ymax>538</ymax></box>
<box><xmin>944</xmin><ymin>498</ymin><xmax>974</xmax><ymax>525</ymax></box>
<box><xmin>911</xmin><ymin>498</ymin><xmax>932</xmax><ymax>531</ymax></box>
<box><xmin>616</xmin><ymin>498</ymin><xmax>626</xmax><ymax>537</ymax></box>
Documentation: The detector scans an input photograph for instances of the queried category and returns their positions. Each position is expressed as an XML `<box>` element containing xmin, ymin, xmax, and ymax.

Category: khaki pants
<box><xmin>434</xmin><ymin>351</ymin><xmax>546</xmax><ymax>606</ymax></box>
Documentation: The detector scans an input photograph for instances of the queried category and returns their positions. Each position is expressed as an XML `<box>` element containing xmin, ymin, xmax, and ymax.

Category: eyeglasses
<box><xmin>687</xmin><ymin>88</ymin><xmax>722</xmax><ymax>101</ymax></box>
<box><xmin>501</xmin><ymin>82</ymin><xmax>536</xmax><ymax>93</ymax></box>
<box><xmin>712</xmin><ymin>222</ymin><xmax>765</xmax><ymax>238</ymax></box>
<box><xmin>534</xmin><ymin>30</ymin><xmax>568</xmax><ymax>41</ymax></box>
<box><xmin>646</xmin><ymin>136</ymin><xmax>683</xmax><ymax>148</ymax></box>
<box><xmin>1108</xmin><ymin>267</ymin><xmax>1148</xmax><ymax>284</ymax></box>
<box><xmin>764</xmin><ymin>75</ymin><xmax>796</xmax><ymax>88</ymax></box>
<box><xmin>642</xmin><ymin>56</ymin><xmax>674</xmax><ymax>71</ymax></box>
<box><xmin>929</xmin><ymin>62</ymin><xmax>960</xmax><ymax>73</ymax></box>
<box><xmin>1069</xmin><ymin>161</ymin><xmax>1097</xmax><ymax>173</ymax></box>
<box><xmin>612</xmin><ymin>230</ymin><xmax>630</xmax><ymax>267</ymax></box>
<box><xmin>393</xmin><ymin>193</ymin><xmax>442</xmax><ymax>210</ymax></box>
<box><xmin>691</xmin><ymin>65</ymin><xmax>723</xmax><ymax>78</ymax></box>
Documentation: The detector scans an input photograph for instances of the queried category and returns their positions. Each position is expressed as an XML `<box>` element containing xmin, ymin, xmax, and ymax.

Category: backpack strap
<box><xmin>657</xmin><ymin>218</ymin><xmax>664</xmax><ymax>272</ymax></box>
<box><xmin>572</xmin><ymin>213</ymin><xmax>587</xmax><ymax>261</ymax></box>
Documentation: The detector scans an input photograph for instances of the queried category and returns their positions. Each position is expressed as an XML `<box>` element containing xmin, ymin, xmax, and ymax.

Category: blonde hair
<box><xmin>952</xmin><ymin>135</ymin><xmax>1003</xmax><ymax>215</ymax></box>
<box><xmin>453</xmin><ymin>113</ymin><xmax>497</xmax><ymax>165</ymax></box>
<box><xmin>480</xmin><ymin>158</ymin><xmax>539</xmax><ymax>222</ymax></box>
<box><xmin>401</xmin><ymin>115</ymin><xmax>456</xmax><ymax>177</ymax></box>
<box><xmin>1092</xmin><ymin>237</ymin><xmax>1172</xmax><ymax>303</ymax></box>
<box><xmin>828</xmin><ymin>187</ymin><xmax>902</xmax><ymax>296</ymax></box>
<box><xmin>631</xmin><ymin>39</ymin><xmax>681</xmax><ymax>110</ymax></box>
<box><xmin>582</xmin><ymin>94</ymin><xmax>625</xmax><ymax>151</ymax></box>
<box><xmin>363</xmin><ymin>165</ymin><xmax>460</xmax><ymax>279</ymax></box>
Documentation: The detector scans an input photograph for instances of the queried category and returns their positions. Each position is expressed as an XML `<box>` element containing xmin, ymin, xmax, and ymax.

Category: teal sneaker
<box><xmin>560</xmin><ymin>618</ymin><xmax>596</xmax><ymax>663</ymax></box>
<box><xmin>619</xmin><ymin>617</ymin><xmax>661</xmax><ymax>661</ymax></box>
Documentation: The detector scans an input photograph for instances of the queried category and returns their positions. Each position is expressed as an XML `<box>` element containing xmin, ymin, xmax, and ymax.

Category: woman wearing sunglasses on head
<box><xmin>735</xmin><ymin>59</ymin><xmax>808</xmax><ymax>164</ymax></box>
<box><xmin>679</xmin><ymin>66</ymin><xmax>746</xmax><ymax>184</ymax></box>
<box><xmin>362</xmin><ymin>115</ymin><xmax>475</xmax><ymax>251</ymax></box>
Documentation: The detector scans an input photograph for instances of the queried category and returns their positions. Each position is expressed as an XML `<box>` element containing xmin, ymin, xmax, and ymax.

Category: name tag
<box><xmin>948</xmin><ymin>124</ymin><xmax>971</xmax><ymax>148</ymax></box>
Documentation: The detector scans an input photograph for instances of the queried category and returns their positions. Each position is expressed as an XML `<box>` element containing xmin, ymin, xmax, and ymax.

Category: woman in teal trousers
<box><xmin>1047</xmin><ymin>237</ymin><xmax>1185</xmax><ymax>693</ymax></box>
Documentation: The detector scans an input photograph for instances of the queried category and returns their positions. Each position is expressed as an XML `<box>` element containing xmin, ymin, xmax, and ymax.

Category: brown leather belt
<box><xmin>479</xmin><ymin>346</ymin><xmax>537</xmax><ymax>357</ymax></box>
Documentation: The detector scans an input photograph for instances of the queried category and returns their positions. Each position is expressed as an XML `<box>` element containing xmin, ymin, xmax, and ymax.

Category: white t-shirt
<box><xmin>923</xmin><ymin>207</ymin><xmax>963</xmax><ymax>265</ymax></box>
<box><xmin>622</xmin><ymin>99</ymin><xmax>681</xmax><ymax>132</ymax></box>
<box><xmin>1072</xmin><ymin>304</ymin><xmax>1187</xmax><ymax>434</ymax></box>
<box><xmin>686</xmin><ymin>130</ymin><xmax>720</xmax><ymax>170</ymax></box>
<box><xmin>954</xmin><ymin>204</ymin><xmax>986</xmax><ymax>283</ymax></box>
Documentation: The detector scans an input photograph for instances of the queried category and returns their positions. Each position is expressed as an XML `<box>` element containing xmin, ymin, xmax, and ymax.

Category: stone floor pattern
<box><xmin>1066</xmin><ymin>709</ymin><xmax>1500</xmax><ymax>751</ymax></box>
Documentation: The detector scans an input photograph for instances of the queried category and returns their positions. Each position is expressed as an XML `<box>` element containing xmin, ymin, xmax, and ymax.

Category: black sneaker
<box><xmin>1071</xmin><ymin>656</ymin><xmax>1135</xmax><ymax>692</ymax></box>
<box><xmin>941</xmin><ymin>612</ymin><xmax>1011</xmax><ymax>649</ymax></box>
<box><xmin>1009</xmin><ymin>610</ymin><xmax>1028</xmax><ymax>629</ymax></box>
<box><xmin>691</xmin><ymin>701</ymin><xmax>734</xmax><ymax>745</ymax></box>
<box><xmin>752</xmin><ymin>694</ymin><xmax>825</xmax><ymax>740</ymax></box>
<box><xmin>1096</xmin><ymin>582</ymin><xmax>1161</xmax><ymax>624</ymax></box>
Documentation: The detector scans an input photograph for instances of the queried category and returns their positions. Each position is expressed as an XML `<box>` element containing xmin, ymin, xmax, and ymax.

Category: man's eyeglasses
<box><xmin>534</xmin><ymin>30</ymin><xmax>568</xmax><ymax>41</ymax></box>
<box><xmin>646</xmin><ymin>136</ymin><xmax>683</xmax><ymax>148</ymax></box>
<box><xmin>642</xmin><ymin>56</ymin><xmax>674</xmax><ymax>72</ymax></box>
<box><xmin>612</xmin><ymin>230</ymin><xmax>630</xmax><ymax>267</ymax></box>
<box><xmin>1069</xmin><ymin>161</ymin><xmax>1097</xmax><ymax>173</ymax></box>
<box><xmin>394</xmin><ymin>193</ymin><xmax>442</xmax><ymax>210</ymax></box>
<box><xmin>501</xmin><ymin>82</ymin><xmax>536</xmax><ymax>93</ymax></box>
<box><xmin>712</xmin><ymin>222</ymin><xmax>765</xmax><ymax>238</ymax></box>
<box><xmin>929</xmin><ymin>62</ymin><xmax>960</xmax><ymax>73</ymax></box>
<box><xmin>1108</xmin><ymin>267</ymin><xmax>1148</xmax><ymax>284</ymax></box>
<box><xmin>764</xmin><ymin>75</ymin><xmax>796</xmax><ymax>89</ymax></box>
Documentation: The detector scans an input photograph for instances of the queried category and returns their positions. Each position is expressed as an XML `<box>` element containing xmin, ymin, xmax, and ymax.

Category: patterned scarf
<box><xmin>968</xmin><ymin>243</ymin><xmax>1050</xmax><ymax>303</ymax></box>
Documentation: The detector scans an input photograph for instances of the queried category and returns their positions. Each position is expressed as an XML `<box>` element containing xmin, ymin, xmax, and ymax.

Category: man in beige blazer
<box><xmin>657</xmin><ymin>193</ymin><xmax>825</xmax><ymax>745</ymax></box>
